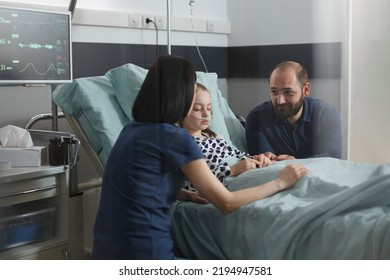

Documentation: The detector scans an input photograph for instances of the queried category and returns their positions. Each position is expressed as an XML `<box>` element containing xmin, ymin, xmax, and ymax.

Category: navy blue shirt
<box><xmin>92</xmin><ymin>122</ymin><xmax>203</xmax><ymax>260</ymax></box>
<box><xmin>245</xmin><ymin>97</ymin><xmax>342</xmax><ymax>159</ymax></box>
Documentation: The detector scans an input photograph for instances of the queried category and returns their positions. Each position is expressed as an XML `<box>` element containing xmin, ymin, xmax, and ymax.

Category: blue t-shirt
<box><xmin>92</xmin><ymin>121</ymin><xmax>203</xmax><ymax>260</ymax></box>
<box><xmin>245</xmin><ymin>97</ymin><xmax>342</xmax><ymax>159</ymax></box>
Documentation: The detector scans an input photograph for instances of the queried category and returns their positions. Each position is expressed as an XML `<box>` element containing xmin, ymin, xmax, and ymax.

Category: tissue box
<box><xmin>0</xmin><ymin>146</ymin><xmax>46</xmax><ymax>167</ymax></box>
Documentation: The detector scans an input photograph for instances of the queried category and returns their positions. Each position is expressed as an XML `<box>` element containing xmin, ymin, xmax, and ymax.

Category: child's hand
<box><xmin>230</xmin><ymin>158</ymin><xmax>261</xmax><ymax>176</ymax></box>
<box><xmin>189</xmin><ymin>191</ymin><xmax>209</xmax><ymax>204</ymax></box>
<box><xmin>177</xmin><ymin>188</ymin><xmax>209</xmax><ymax>204</ymax></box>
<box><xmin>252</xmin><ymin>154</ymin><xmax>273</xmax><ymax>167</ymax></box>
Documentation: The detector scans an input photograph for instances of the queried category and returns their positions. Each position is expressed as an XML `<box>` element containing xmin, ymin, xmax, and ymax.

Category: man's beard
<box><xmin>273</xmin><ymin>96</ymin><xmax>304</xmax><ymax>120</ymax></box>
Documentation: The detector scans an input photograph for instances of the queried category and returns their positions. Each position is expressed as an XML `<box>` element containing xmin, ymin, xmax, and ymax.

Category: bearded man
<box><xmin>245</xmin><ymin>61</ymin><xmax>342</xmax><ymax>160</ymax></box>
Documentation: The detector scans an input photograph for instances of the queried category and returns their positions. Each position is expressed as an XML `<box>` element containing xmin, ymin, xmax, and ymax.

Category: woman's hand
<box><xmin>275</xmin><ymin>164</ymin><xmax>308</xmax><ymax>190</ymax></box>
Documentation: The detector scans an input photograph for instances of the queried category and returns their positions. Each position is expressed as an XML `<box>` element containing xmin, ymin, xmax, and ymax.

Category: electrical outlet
<box><xmin>207</xmin><ymin>20</ymin><xmax>215</xmax><ymax>32</ymax></box>
<box><xmin>142</xmin><ymin>14</ymin><xmax>154</xmax><ymax>28</ymax></box>
<box><xmin>154</xmin><ymin>15</ymin><xmax>165</xmax><ymax>29</ymax></box>
<box><xmin>128</xmin><ymin>13</ymin><xmax>141</xmax><ymax>27</ymax></box>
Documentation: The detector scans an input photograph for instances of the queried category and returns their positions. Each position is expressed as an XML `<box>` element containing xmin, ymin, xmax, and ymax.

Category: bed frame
<box><xmin>52</xmin><ymin>63</ymin><xmax>390</xmax><ymax>260</ymax></box>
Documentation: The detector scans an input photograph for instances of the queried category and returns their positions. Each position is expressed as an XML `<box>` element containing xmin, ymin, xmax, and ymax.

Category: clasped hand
<box><xmin>264</xmin><ymin>151</ymin><xmax>295</xmax><ymax>161</ymax></box>
<box><xmin>230</xmin><ymin>154</ymin><xmax>272</xmax><ymax>177</ymax></box>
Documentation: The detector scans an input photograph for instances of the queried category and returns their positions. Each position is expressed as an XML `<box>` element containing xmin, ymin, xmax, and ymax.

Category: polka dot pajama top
<box><xmin>184</xmin><ymin>136</ymin><xmax>250</xmax><ymax>191</ymax></box>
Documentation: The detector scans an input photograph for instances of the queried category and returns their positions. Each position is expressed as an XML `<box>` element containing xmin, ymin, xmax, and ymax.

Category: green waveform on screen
<box><xmin>18</xmin><ymin>63</ymin><xmax>64</xmax><ymax>76</ymax></box>
<box><xmin>18</xmin><ymin>43</ymin><xmax>55</xmax><ymax>49</ymax></box>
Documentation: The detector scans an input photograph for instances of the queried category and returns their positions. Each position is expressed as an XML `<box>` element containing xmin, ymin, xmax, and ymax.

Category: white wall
<box><xmin>348</xmin><ymin>0</ymin><xmax>390</xmax><ymax>163</ymax></box>
<box><xmin>226</xmin><ymin>0</ymin><xmax>349</xmax><ymax>159</ymax></box>
<box><xmin>0</xmin><ymin>0</ymin><xmax>230</xmax><ymax>132</ymax></box>
<box><xmin>226</xmin><ymin>0</ymin><xmax>390</xmax><ymax>164</ymax></box>
<box><xmin>0</xmin><ymin>0</ymin><xmax>230</xmax><ymax>46</ymax></box>
<box><xmin>228</xmin><ymin>0</ymin><xmax>344</xmax><ymax>46</ymax></box>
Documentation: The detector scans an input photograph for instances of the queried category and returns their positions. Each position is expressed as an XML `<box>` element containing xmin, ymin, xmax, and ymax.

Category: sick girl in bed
<box><xmin>92</xmin><ymin>55</ymin><xmax>308</xmax><ymax>260</ymax></box>
<box><xmin>181</xmin><ymin>83</ymin><xmax>272</xmax><ymax>192</ymax></box>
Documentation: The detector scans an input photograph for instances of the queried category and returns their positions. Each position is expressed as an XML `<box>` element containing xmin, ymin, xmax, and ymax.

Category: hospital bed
<box><xmin>53</xmin><ymin>63</ymin><xmax>390</xmax><ymax>260</ymax></box>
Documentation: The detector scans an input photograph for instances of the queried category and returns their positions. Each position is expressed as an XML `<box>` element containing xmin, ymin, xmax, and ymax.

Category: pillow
<box><xmin>105</xmin><ymin>63</ymin><xmax>236</xmax><ymax>148</ymax></box>
<box><xmin>105</xmin><ymin>63</ymin><xmax>147</xmax><ymax>121</ymax></box>
<box><xmin>217</xmin><ymin>89</ymin><xmax>248</xmax><ymax>153</ymax></box>
<box><xmin>52</xmin><ymin>76</ymin><xmax>129</xmax><ymax>164</ymax></box>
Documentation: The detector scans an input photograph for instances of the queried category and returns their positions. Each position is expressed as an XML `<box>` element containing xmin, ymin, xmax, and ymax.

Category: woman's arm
<box><xmin>181</xmin><ymin>159</ymin><xmax>308</xmax><ymax>215</ymax></box>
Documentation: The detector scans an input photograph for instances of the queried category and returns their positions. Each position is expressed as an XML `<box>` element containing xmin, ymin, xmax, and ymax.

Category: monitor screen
<box><xmin>0</xmin><ymin>6</ymin><xmax>72</xmax><ymax>85</ymax></box>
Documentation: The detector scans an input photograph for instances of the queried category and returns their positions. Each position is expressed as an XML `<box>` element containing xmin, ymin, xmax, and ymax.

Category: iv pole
<box><xmin>51</xmin><ymin>0</ymin><xmax>77</xmax><ymax>131</ymax></box>
<box><xmin>167</xmin><ymin>0</ymin><xmax>171</xmax><ymax>55</ymax></box>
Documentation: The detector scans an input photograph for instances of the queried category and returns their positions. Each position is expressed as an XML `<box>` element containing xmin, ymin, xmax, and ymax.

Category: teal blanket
<box><xmin>171</xmin><ymin>158</ymin><xmax>390</xmax><ymax>259</ymax></box>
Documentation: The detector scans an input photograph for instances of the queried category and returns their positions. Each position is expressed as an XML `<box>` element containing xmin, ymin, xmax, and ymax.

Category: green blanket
<box><xmin>171</xmin><ymin>158</ymin><xmax>390</xmax><ymax>259</ymax></box>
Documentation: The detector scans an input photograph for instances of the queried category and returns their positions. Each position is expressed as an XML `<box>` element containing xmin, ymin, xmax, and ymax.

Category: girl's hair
<box><xmin>196</xmin><ymin>83</ymin><xmax>217</xmax><ymax>138</ymax></box>
<box><xmin>132</xmin><ymin>55</ymin><xmax>196</xmax><ymax>124</ymax></box>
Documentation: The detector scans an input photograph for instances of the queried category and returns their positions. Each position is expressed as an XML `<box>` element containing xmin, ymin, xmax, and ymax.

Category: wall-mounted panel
<box><xmin>72</xmin><ymin>43</ymin><xmax>228</xmax><ymax>78</ymax></box>
<box><xmin>228</xmin><ymin>43</ymin><xmax>342</xmax><ymax>79</ymax></box>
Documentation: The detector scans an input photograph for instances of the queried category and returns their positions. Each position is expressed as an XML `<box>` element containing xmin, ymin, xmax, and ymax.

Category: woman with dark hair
<box><xmin>92</xmin><ymin>55</ymin><xmax>308</xmax><ymax>260</ymax></box>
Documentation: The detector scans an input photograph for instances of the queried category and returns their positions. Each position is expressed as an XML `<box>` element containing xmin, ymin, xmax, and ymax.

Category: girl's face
<box><xmin>182</xmin><ymin>87</ymin><xmax>212</xmax><ymax>136</ymax></box>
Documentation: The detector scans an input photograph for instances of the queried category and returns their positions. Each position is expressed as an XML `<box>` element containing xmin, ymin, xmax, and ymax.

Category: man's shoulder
<box><xmin>306</xmin><ymin>97</ymin><xmax>333</xmax><ymax>107</ymax></box>
<box><xmin>248</xmin><ymin>100</ymin><xmax>273</xmax><ymax>115</ymax></box>
<box><xmin>306</xmin><ymin>97</ymin><xmax>338</xmax><ymax>112</ymax></box>
<box><xmin>246</xmin><ymin>101</ymin><xmax>275</xmax><ymax>127</ymax></box>
<box><xmin>305</xmin><ymin>97</ymin><xmax>340</xmax><ymax>123</ymax></box>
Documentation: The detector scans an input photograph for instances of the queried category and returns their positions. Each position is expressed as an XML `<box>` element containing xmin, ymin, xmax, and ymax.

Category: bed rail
<box><xmin>63</xmin><ymin>112</ymin><xmax>105</xmax><ymax>177</ymax></box>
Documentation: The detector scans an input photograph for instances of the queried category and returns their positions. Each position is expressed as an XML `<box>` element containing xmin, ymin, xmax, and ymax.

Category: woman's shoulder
<box><xmin>130</xmin><ymin>121</ymin><xmax>183</xmax><ymax>132</ymax></box>
<box><xmin>127</xmin><ymin>122</ymin><xmax>194</xmax><ymax>142</ymax></box>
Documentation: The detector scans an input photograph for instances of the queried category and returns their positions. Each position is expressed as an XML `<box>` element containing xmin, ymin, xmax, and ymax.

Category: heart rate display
<box><xmin>0</xmin><ymin>6</ymin><xmax>72</xmax><ymax>84</ymax></box>
<box><xmin>18</xmin><ymin>43</ymin><xmax>56</xmax><ymax>49</ymax></box>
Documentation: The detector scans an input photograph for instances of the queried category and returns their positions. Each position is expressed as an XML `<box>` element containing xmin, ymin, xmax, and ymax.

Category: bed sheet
<box><xmin>171</xmin><ymin>157</ymin><xmax>390</xmax><ymax>259</ymax></box>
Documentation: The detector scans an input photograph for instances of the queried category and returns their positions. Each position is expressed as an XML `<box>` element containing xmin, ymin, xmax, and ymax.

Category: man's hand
<box><xmin>264</xmin><ymin>151</ymin><xmax>295</xmax><ymax>161</ymax></box>
<box><xmin>274</xmin><ymin>154</ymin><xmax>295</xmax><ymax>161</ymax></box>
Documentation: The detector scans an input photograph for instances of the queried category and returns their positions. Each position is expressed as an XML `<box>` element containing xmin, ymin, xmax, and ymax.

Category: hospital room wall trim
<box><xmin>72</xmin><ymin>42</ymin><xmax>341</xmax><ymax>80</ymax></box>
